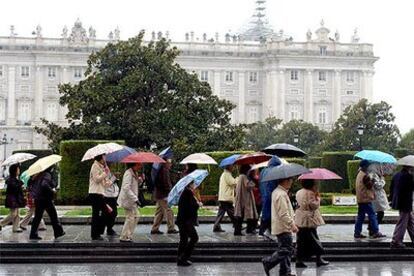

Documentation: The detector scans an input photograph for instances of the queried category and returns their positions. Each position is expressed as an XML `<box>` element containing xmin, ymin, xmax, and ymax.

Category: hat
<box><xmin>359</xmin><ymin>159</ymin><xmax>370</xmax><ymax>169</ymax></box>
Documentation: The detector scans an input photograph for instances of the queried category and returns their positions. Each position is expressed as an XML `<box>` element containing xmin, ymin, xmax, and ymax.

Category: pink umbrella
<box><xmin>298</xmin><ymin>168</ymin><xmax>342</xmax><ymax>180</ymax></box>
<box><xmin>121</xmin><ymin>152</ymin><xmax>166</xmax><ymax>164</ymax></box>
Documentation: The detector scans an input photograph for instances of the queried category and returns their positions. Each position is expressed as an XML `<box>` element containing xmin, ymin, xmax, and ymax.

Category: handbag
<box><xmin>138</xmin><ymin>191</ymin><xmax>147</xmax><ymax>207</ymax></box>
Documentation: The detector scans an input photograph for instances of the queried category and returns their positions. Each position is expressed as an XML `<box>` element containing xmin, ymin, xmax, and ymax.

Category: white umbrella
<box><xmin>1</xmin><ymin>153</ymin><xmax>36</xmax><ymax>167</ymax></box>
<box><xmin>250</xmin><ymin>158</ymin><xmax>289</xmax><ymax>171</ymax></box>
<box><xmin>81</xmin><ymin>143</ymin><xmax>123</xmax><ymax>162</ymax></box>
<box><xmin>180</xmin><ymin>153</ymin><xmax>218</xmax><ymax>165</ymax></box>
<box><xmin>26</xmin><ymin>154</ymin><xmax>62</xmax><ymax>176</ymax></box>
<box><xmin>397</xmin><ymin>155</ymin><xmax>414</xmax><ymax>167</ymax></box>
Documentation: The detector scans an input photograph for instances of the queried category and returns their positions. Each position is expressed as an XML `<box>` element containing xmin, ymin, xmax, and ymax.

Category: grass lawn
<box><xmin>0</xmin><ymin>207</ymin><xmax>27</xmax><ymax>216</ymax></box>
<box><xmin>64</xmin><ymin>206</ymin><xmax>215</xmax><ymax>217</ymax></box>
<box><xmin>319</xmin><ymin>205</ymin><xmax>358</xmax><ymax>214</ymax></box>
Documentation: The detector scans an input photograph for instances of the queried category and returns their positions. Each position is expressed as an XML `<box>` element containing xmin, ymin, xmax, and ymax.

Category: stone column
<box><xmin>263</xmin><ymin>70</ymin><xmax>273</xmax><ymax>119</ymax></box>
<box><xmin>304</xmin><ymin>69</ymin><xmax>314</xmax><ymax>122</ymax></box>
<box><xmin>7</xmin><ymin>66</ymin><xmax>16</xmax><ymax>125</ymax></box>
<box><xmin>213</xmin><ymin>71</ymin><xmax>221</xmax><ymax>96</ymax></box>
<box><xmin>238</xmin><ymin>71</ymin><xmax>246</xmax><ymax>123</ymax></box>
<box><xmin>277</xmin><ymin>69</ymin><xmax>286</xmax><ymax>120</ymax></box>
<box><xmin>59</xmin><ymin>66</ymin><xmax>70</xmax><ymax>123</ymax></box>
<box><xmin>333</xmin><ymin>70</ymin><xmax>342</xmax><ymax>121</ymax></box>
<box><xmin>364</xmin><ymin>70</ymin><xmax>373</xmax><ymax>102</ymax></box>
<box><xmin>34</xmin><ymin>66</ymin><xmax>44</xmax><ymax>122</ymax></box>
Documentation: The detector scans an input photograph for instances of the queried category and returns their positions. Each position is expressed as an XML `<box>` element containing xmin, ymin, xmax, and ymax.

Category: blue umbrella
<box><xmin>151</xmin><ymin>147</ymin><xmax>174</xmax><ymax>183</ymax></box>
<box><xmin>354</xmin><ymin>150</ymin><xmax>396</xmax><ymax>164</ymax></box>
<box><xmin>168</xmin><ymin>169</ymin><xmax>209</xmax><ymax>207</ymax></box>
<box><xmin>105</xmin><ymin>146</ymin><xmax>137</xmax><ymax>163</ymax></box>
<box><xmin>219</xmin><ymin>154</ymin><xmax>241</xmax><ymax>168</ymax></box>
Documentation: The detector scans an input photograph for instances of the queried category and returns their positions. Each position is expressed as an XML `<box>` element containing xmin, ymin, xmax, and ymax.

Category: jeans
<box><xmin>354</xmin><ymin>202</ymin><xmax>379</xmax><ymax>236</ymax></box>
<box><xmin>177</xmin><ymin>222</ymin><xmax>199</xmax><ymax>262</ymax></box>
<box><xmin>262</xmin><ymin>232</ymin><xmax>293</xmax><ymax>275</ymax></box>
<box><xmin>30</xmin><ymin>199</ymin><xmax>63</xmax><ymax>238</ymax></box>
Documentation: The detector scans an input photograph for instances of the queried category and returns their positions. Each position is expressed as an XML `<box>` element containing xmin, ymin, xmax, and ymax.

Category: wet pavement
<box><xmin>0</xmin><ymin>223</ymin><xmax>413</xmax><ymax>244</ymax></box>
<box><xmin>0</xmin><ymin>262</ymin><xmax>414</xmax><ymax>275</ymax></box>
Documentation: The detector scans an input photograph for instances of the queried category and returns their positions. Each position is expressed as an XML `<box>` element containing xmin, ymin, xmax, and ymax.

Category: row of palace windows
<box><xmin>289</xmin><ymin>105</ymin><xmax>329</xmax><ymax>124</ymax></box>
<box><xmin>0</xmin><ymin>100</ymin><xmax>59</xmax><ymax>122</ymax></box>
<box><xmin>0</xmin><ymin>85</ymin><xmax>58</xmax><ymax>94</ymax></box>
<box><xmin>290</xmin><ymin>70</ymin><xmax>356</xmax><ymax>82</ymax></box>
<box><xmin>0</xmin><ymin>66</ymin><xmax>84</xmax><ymax>79</ymax></box>
<box><xmin>288</xmin><ymin>89</ymin><xmax>357</xmax><ymax>95</ymax></box>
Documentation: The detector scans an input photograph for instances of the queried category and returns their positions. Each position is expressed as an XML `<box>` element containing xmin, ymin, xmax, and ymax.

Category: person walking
<box><xmin>258</xmin><ymin>156</ymin><xmax>281</xmax><ymax>236</ymax></box>
<box><xmin>213</xmin><ymin>164</ymin><xmax>237</xmax><ymax>232</ymax></box>
<box><xmin>117</xmin><ymin>163</ymin><xmax>142</xmax><ymax>242</ymax></box>
<box><xmin>151</xmin><ymin>159</ymin><xmax>178</xmax><ymax>234</ymax></box>
<box><xmin>354</xmin><ymin>160</ymin><xmax>386</xmax><ymax>239</ymax></box>
<box><xmin>176</xmin><ymin>181</ymin><xmax>202</xmax><ymax>266</ymax></box>
<box><xmin>102</xmin><ymin>166</ymin><xmax>120</xmax><ymax>237</ymax></box>
<box><xmin>19</xmin><ymin>178</ymin><xmax>47</xmax><ymax>231</ymax></box>
<box><xmin>262</xmin><ymin>177</ymin><xmax>297</xmax><ymax>276</ymax></box>
<box><xmin>294</xmin><ymin>179</ymin><xmax>329</xmax><ymax>268</ymax></box>
<box><xmin>367</xmin><ymin>163</ymin><xmax>390</xmax><ymax>236</ymax></box>
<box><xmin>250</xmin><ymin>168</ymin><xmax>262</xmax><ymax>229</ymax></box>
<box><xmin>88</xmin><ymin>154</ymin><xmax>112</xmax><ymax>241</ymax></box>
<box><xmin>390</xmin><ymin>166</ymin><xmax>414</xmax><ymax>248</ymax></box>
<box><xmin>29</xmin><ymin>167</ymin><xmax>64</xmax><ymax>240</ymax></box>
<box><xmin>0</xmin><ymin>164</ymin><xmax>26</xmax><ymax>232</ymax></box>
<box><xmin>234</xmin><ymin>164</ymin><xmax>258</xmax><ymax>235</ymax></box>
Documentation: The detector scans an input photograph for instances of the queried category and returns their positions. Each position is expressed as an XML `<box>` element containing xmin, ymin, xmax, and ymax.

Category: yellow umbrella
<box><xmin>26</xmin><ymin>154</ymin><xmax>62</xmax><ymax>176</ymax></box>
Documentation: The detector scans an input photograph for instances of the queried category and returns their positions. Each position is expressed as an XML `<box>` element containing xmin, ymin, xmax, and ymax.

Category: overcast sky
<box><xmin>1</xmin><ymin>0</ymin><xmax>413</xmax><ymax>134</ymax></box>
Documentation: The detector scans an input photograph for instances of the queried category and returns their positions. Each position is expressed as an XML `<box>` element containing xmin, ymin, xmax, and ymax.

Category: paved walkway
<box><xmin>0</xmin><ymin>223</ymin><xmax>413</xmax><ymax>244</ymax></box>
<box><xmin>1</xmin><ymin>261</ymin><xmax>414</xmax><ymax>275</ymax></box>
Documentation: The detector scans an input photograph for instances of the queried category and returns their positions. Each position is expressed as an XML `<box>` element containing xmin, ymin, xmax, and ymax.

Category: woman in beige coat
<box><xmin>117</xmin><ymin>163</ymin><xmax>142</xmax><ymax>242</ymax></box>
<box><xmin>294</xmin><ymin>179</ymin><xmax>329</xmax><ymax>268</ymax></box>
<box><xmin>234</xmin><ymin>164</ymin><xmax>258</xmax><ymax>235</ymax></box>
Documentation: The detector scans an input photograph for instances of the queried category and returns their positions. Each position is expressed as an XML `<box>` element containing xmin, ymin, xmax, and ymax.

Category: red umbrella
<box><xmin>235</xmin><ymin>152</ymin><xmax>272</xmax><ymax>165</ymax></box>
<box><xmin>121</xmin><ymin>152</ymin><xmax>166</xmax><ymax>164</ymax></box>
<box><xmin>298</xmin><ymin>168</ymin><xmax>342</xmax><ymax>180</ymax></box>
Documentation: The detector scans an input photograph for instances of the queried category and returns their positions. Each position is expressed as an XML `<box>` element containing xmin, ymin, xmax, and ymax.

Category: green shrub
<box><xmin>320</xmin><ymin>151</ymin><xmax>357</xmax><ymax>193</ymax></box>
<box><xmin>308</xmin><ymin>156</ymin><xmax>322</xmax><ymax>168</ymax></box>
<box><xmin>394</xmin><ymin>148</ymin><xmax>414</xmax><ymax>159</ymax></box>
<box><xmin>59</xmin><ymin>140</ymin><xmax>124</xmax><ymax>205</ymax></box>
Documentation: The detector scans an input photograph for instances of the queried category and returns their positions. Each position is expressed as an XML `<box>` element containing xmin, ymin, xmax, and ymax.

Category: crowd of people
<box><xmin>1</xmin><ymin>150</ymin><xmax>414</xmax><ymax>275</ymax></box>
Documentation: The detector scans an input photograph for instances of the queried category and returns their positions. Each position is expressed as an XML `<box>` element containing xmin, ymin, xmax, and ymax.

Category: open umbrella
<box><xmin>151</xmin><ymin>147</ymin><xmax>174</xmax><ymax>185</ymax></box>
<box><xmin>235</xmin><ymin>152</ymin><xmax>272</xmax><ymax>165</ymax></box>
<box><xmin>26</xmin><ymin>154</ymin><xmax>62</xmax><ymax>176</ymax></box>
<box><xmin>397</xmin><ymin>155</ymin><xmax>414</xmax><ymax>167</ymax></box>
<box><xmin>81</xmin><ymin>143</ymin><xmax>123</xmax><ymax>162</ymax></box>
<box><xmin>262</xmin><ymin>143</ymin><xmax>306</xmax><ymax>157</ymax></box>
<box><xmin>105</xmin><ymin>146</ymin><xmax>137</xmax><ymax>163</ymax></box>
<box><xmin>219</xmin><ymin>154</ymin><xmax>241</xmax><ymax>168</ymax></box>
<box><xmin>251</xmin><ymin>157</ymin><xmax>289</xmax><ymax>171</ymax></box>
<box><xmin>180</xmin><ymin>153</ymin><xmax>218</xmax><ymax>165</ymax></box>
<box><xmin>20</xmin><ymin>170</ymin><xmax>30</xmax><ymax>188</ymax></box>
<box><xmin>298</xmin><ymin>168</ymin><xmax>342</xmax><ymax>180</ymax></box>
<box><xmin>261</xmin><ymin>163</ymin><xmax>310</xmax><ymax>182</ymax></box>
<box><xmin>1</xmin><ymin>153</ymin><xmax>36</xmax><ymax>167</ymax></box>
<box><xmin>167</xmin><ymin>169</ymin><xmax>209</xmax><ymax>206</ymax></box>
<box><xmin>121</xmin><ymin>152</ymin><xmax>166</xmax><ymax>164</ymax></box>
<box><xmin>354</xmin><ymin>150</ymin><xmax>396</xmax><ymax>164</ymax></box>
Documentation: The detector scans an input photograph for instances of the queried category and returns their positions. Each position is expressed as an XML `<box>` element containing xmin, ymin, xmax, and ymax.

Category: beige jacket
<box><xmin>218</xmin><ymin>170</ymin><xmax>237</xmax><ymax>203</ymax></box>
<box><xmin>271</xmin><ymin>186</ymin><xmax>295</xmax><ymax>235</ymax></box>
<box><xmin>88</xmin><ymin>161</ymin><xmax>111</xmax><ymax>195</ymax></box>
<box><xmin>294</xmin><ymin>188</ymin><xmax>325</xmax><ymax>228</ymax></box>
<box><xmin>355</xmin><ymin>170</ymin><xmax>375</xmax><ymax>203</ymax></box>
<box><xmin>117</xmin><ymin>169</ymin><xmax>141</xmax><ymax>209</ymax></box>
<box><xmin>234</xmin><ymin>174</ymin><xmax>258</xmax><ymax>220</ymax></box>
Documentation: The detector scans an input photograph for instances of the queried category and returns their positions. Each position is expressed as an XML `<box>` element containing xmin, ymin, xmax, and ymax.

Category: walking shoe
<box><xmin>12</xmin><ymin>229</ymin><xmax>23</xmax><ymax>233</ymax></box>
<box><xmin>150</xmin><ymin>230</ymin><xmax>164</xmax><ymax>235</ymax></box>
<box><xmin>0</xmin><ymin>225</ymin><xmax>2</xmax><ymax>231</ymax></box>
<box><xmin>234</xmin><ymin>232</ymin><xmax>245</xmax><ymax>236</ymax></box>
<box><xmin>296</xmin><ymin>261</ymin><xmax>307</xmax><ymax>268</ymax></box>
<box><xmin>38</xmin><ymin>227</ymin><xmax>47</xmax><ymax>231</ymax></box>
<box><xmin>20</xmin><ymin>226</ymin><xmax>27</xmax><ymax>231</ymax></box>
<box><xmin>92</xmin><ymin>236</ymin><xmax>104</xmax><ymax>241</ymax></box>
<box><xmin>120</xmin><ymin>239</ymin><xmax>133</xmax><ymax>242</ymax></box>
<box><xmin>354</xmin><ymin>234</ymin><xmax>367</xmax><ymax>239</ymax></box>
<box><xmin>371</xmin><ymin>232</ymin><xmax>386</xmax><ymax>239</ymax></box>
<box><xmin>107</xmin><ymin>230</ymin><xmax>119</xmax><ymax>236</ymax></box>
<box><xmin>316</xmin><ymin>257</ymin><xmax>329</xmax><ymax>267</ymax></box>
<box><xmin>213</xmin><ymin>228</ymin><xmax>225</xmax><ymax>233</ymax></box>
<box><xmin>177</xmin><ymin>260</ymin><xmax>192</xmax><ymax>266</ymax></box>
<box><xmin>167</xmin><ymin>229</ymin><xmax>179</xmax><ymax>234</ymax></box>
<box><xmin>29</xmin><ymin>235</ymin><xmax>42</xmax><ymax>240</ymax></box>
<box><xmin>246</xmin><ymin>230</ymin><xmax>257</xmax><ymax>235</ymax></box>
<box><xmin>55</xmin><ymin>231</ymin><xmax>66</xmax><ymax>239</ymax></box>
<box><xmin>261</xmin><ymin>258</ymin><xmax>271</xmax><ymax>276</ymax></box>
<box><xmin>390</xmin><ymin>242</ymin><xmax>406</xmax><ymax>248</ymax></box>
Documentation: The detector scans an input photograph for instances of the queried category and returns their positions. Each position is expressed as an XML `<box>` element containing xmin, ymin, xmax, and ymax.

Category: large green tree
<box><xmin>324</xmin><ymin>99</ymin><xmax>400</xmax><ymax>152</ymax></box>
<box><xmin>399</xmin><ymin>129</ymin><xmax>414</xmax><ymax>150</ymax></box>
<box><xmin>244</xmin><ymin>117</ymin><xmax>282</xmax><ymax>150</ymax></box>
<box><xmin>36</xmin><ymin>32</ymin><xmax>243</xmax><ymax>154</ymax></box>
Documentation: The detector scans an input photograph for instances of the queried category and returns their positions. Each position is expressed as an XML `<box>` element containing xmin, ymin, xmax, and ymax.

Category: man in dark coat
<box><xmin>150</xmin><ymin>159</ymin><xmax>178</xmax><ymax>234</ymax></box>
<box><xmin>390</xmin><ymin>166</ymin><xmax>414</xmax><ymax>248</ymax></box>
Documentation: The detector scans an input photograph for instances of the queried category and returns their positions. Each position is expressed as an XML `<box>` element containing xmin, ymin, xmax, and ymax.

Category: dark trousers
<box><xmin>103</xmin><ymin>197</ymin><xmax>118</xmax><ymax>234</ymax></box>
<box><xmin>177</xmin><ymin>222</ymin><xmax>199</xmax><ymax>262</ymax></box>
<box><xmin>392</xmin><ymin>211</ymin><xmax>414</xmax><ymax>245</ymax></box>
<box><xmin>368</xmin><ymin>211</ymin><xmax>385</xmax><ymax>236</ymax></box>
<box><xmin>213</xmin><ymin>201</ymin><xmax>236</xmax><ymax>230</ymax></box>
<box><xmin>296</xmin><ymin>227</ymin><xmax>324</xmax><ymax>259</ymax></box>
<box><xmin>30</xmin><ymin>199</ymin><xmax>63</xmax><ymax>238</ymax></box>
<box><xmin>263</xmin><ymin>232</ymin><xmax>293</xmax><ymax>275</ymax></box>
<box><xmin>259</xmin><ymin>219</ymin><xmax>271</xmax><ymax>235</ymax></box>
<box><xmin>89</xmin><ymin>193</ymin><xmax>106</xmax><ymax>239</ymax></box>
<box><xmin>234</xmin><ymin>216</ymin><xmax>243</xmax><ymax>235</ymax></box>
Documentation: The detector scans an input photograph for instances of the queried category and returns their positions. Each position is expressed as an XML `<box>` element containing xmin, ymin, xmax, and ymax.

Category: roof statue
<box><xmin>68</xmin><ymin>18</ymin><xmax>88</xmax><ymax>44</ymax></box>
<box><xmin>306</xmin><ymin>29</ymin><xmax>312</xmax><ymax>41</ymax></box>
<box><xmin>10</xmin><ymin>25</ymin><xmax>17</xmax><ymax>37</ymax></box>
<box><xmin>61</xmin><ymin>26</ymin><xmax>68</xmax><ymax>38</ymax></box>
<box><xmin>35</xmin><ymin>25</ymin><xmax>42</xmax><ymax>38</ymax></box>
<box><xmin>315</xmin><ymin>19</ymin><xmax>330</xmax><ymax>41</ymax></box>
<box><xmin>240</xmin><ymin>0</ymin><xmax>274</xmax><ymax>41</ymax></box>
<box><xmin>351</xmin><ymin>28</ymin><xmax>360</xmax><ymax>43</ymax></box>
<box><xmin>335</xmin><ymin>30</ymin><xmax>340</xmax><ymax>41</ymax></box>
<box><xmin>88</xmin><ymin>26</ymin><xmax>96</xmax><ymax>39</ymax></box>
<box><xmin>114</xmin><ymin>27</ymin><xmax>120</xmax><ymax>40</ymax></box>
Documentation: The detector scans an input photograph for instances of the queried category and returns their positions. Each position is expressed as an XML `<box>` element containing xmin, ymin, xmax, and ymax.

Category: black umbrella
<box><xmin>261</xmin><ymin>163</ymin><xmax>310</xmax><ymax>182</ymax></box>
<box><xmin>262</xmin><ymin>143</ymin><xmax>306</xmax><ymax>158</ymax></box>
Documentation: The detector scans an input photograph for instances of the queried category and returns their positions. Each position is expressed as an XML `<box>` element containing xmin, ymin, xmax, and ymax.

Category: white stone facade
<box><xmin>0</xmin><ymin>17</ymin><xmax>377</xmax><ymax>157</ymax></box>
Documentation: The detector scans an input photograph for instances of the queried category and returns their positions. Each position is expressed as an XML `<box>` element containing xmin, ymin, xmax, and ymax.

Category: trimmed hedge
<box><xmin>320</xmin><ymin>151</ymin><xmax>357</xmax><ymax>193</ymax></box>
<box><xmin>308</xmin><ymin>157</ymin><xmax>322</xmax><ymax>168</ymax></box>
<box><xmin>59</xmin><ymin>140</ymin><xmax>124</xmax><ymax>205</ymax></box>
<box><xmin>394</xmin><ymin>148</ymin><xmax>414</xmax><ymax>159</ymax></box>
<box><xmin>199</xmin><ymin>151</ymin><xmax>254</xmax><ymax>197</ymax></box>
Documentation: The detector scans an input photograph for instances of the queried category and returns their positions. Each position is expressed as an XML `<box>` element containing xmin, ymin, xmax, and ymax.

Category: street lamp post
<box><xmin>357</xmin><ymin>125</ymin><xmax>364</xmax><ymax>150</ymax></box>
<box><xmin>293</xmin><ymin>134</ymin><xmax>299</xmax><ymax>145</ymax></box>
<box><xmin>0</xmin><ymin>134</ymin><xmax>13</xmax><ymax>161</ymax></box>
